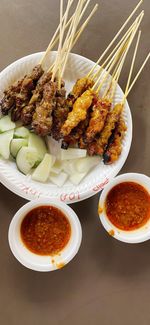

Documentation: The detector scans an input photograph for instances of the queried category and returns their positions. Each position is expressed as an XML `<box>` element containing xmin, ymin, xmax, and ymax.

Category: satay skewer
<box><xmin>103</xmin><ymin>30</ymin><xmax>143</xmax><ymax>164</ymax></box>
<box><xmin>84</xmin><ymin>30</ymin><xmax>138</xmax><ymax>145</ymax></box>
<box><xmin>60</xmin><ymin>23</ymin><xmax>135</xmax><ymax>139</ymax></box>
<box><xmin>39</xmin><ymin>0</ymin><xmax>75</xmax><ymax>66</ymax></box>
<box><xmin>86</xmin><ymin>0</ymin><xmax>143</xmax><ymax>79</ymax></box>
<box><xmin>94</xmin><ymin>11</ymin><xmax>144</xmax><ymax>95</ymax></box>
<box><xmin>125</xmin><ymin>52</ymin><xmax>150</xmax><ymax>98</ymax></box>
<box><xmin>90</xmin><ymin>12</ymin><xmax>142</xmax><ymax>82</ymax></box>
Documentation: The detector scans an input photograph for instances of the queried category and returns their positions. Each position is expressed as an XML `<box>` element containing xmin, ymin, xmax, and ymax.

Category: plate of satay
<box><xmin>0</xmin><ymin>0</ymin><xmax>149</xmax><ymax>203</ymax></box>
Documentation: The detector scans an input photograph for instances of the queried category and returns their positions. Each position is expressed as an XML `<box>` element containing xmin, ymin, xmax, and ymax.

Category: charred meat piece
<box><xmin>11</xmin><ymin>64</ymin><xmax>44</xmax><ymax>122</ymax></box>
<box><xmin>61</xmin><ymin>89</ymin><xmax>95</xmax><ymax>137</ymax></box>
<box><xmin>62</xmin><ymin>111</ymin><xmax>91</xmax><ymax>149</ymax></box>
<box><xmin>103</xmin><ymin>116</ymin><xmax>127</xmax><ymax>164</ymax></box>
<box><xmin>67</xmin><ymin>77</ymin><xmax>94</xmax><ymax>110</ymax></box>
<box><xmin>85</xmin><ymin>98</ymin><xmax>111</xmax><ymax>143</ymax></box>
<box><xmin>0</xmin><ymin>78</ymin><xmax>24</xmax><ymax>115</ymax></box>
<box><xmin>52</xmin><ymin>83</ymin><xmax>67</xmax><ymax>140</ymax></box>
<box><xmin>21</xmin><ymin>71</ymin><xmax>52</xmax><ymax>125</ymax></box>
<box><xmin>88</xmin><ymin>103</ymin><xmax>123</xmax><ymax>156</ymax></box>
<box><xmin>32</xmin><ymin>81</ymin><xmax>57</xmax><ymax>136</ymax></box>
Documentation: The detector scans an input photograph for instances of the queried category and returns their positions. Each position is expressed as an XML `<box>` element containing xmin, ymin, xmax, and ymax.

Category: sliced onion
<box><xmin>60</xmin><ymin>148</ymin><xmax>87</xmax><ymax>160</ymax></box>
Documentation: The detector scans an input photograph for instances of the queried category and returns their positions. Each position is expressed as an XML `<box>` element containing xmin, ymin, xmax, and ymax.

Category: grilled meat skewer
<box><xmin>11</xmin><ymin>64</ymin><xmax>44</xmax><ymax>122</ymax></box>
<box><xmin>88</xmin><ymin>103</ymin><xmax>123</xmax><ymax>156</ymax></box>
<box><xmin>21</xmin><ymin>71</ymin><xmax>52</xmax><ymax>125</ymax></box>
<box><xmin>103</xmin><ymin>116</ymin><xmax>127</xmax><ymax>164</ymax></box>
<box><xmin>61</xmin><ymin>89</ymin><xmax>95</xmax><ymax>137</ymax></box>
<box><xmin>85</xmin><ymin>98</ymin><xmax>111</xmax><ymax>143</ymax></box>
<box><xmin>32</xmin><ymin>81</ymin><xmax>57</xmax><ymax>136</ymax></box>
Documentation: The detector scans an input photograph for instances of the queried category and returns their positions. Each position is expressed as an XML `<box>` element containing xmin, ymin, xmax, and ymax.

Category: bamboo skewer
<box><xmin>51</xmin><ymin>0</ymin><xmax>64</xmax><ymax>82</ymax></box>
<box><xmin>59</xmin><ymin>3</ymin><xmax>98</xmax><ymax>70</ymax></box>
<box><xmin>60</xmin><ymin>0</ymin><xmax>86</xmax><ymax>78</ymax></box>
<box><xmin>40</xmin><ymin>0</ymin><xmax>74</xmax><ymax>65</ymax></box>
<box><xmin>126</xmin><ymin>52</ymin><xmax>150</xmax><ymax>97</ymax></box>
<box><xmin>86</xmin><ymin>0</ymin><xmax>143</xmax><ymax>78</ymax></box>
<box><xmin>122</xmin><ymin>30</ymin><xmax>141</xmax><ymax>104</ymax></box>
<box><xmin>90</xmin><ymin>13</ymin><xmax>141</xmax><ymax>81</ymax></box>
<box><xmin>47</xmin><ymin>1</ymin><xmax>98</xmax><ymax>75</ymax></box>
<box><xmin>94</xmin><ymin>11</ymin><xmax>144</xmax><ymax>95</ymax></box>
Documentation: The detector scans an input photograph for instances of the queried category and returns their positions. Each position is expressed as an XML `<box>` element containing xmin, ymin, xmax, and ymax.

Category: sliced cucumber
<box><xmin>32</xmin><ymin>153</ymin><xmax>55</xmax><ymax>182</ymax></box>
<box><xmin>0</xmin><ymin>130</ymin><xmax>14</xmax><ymax>159</ymax></box>
<box><xmin>28</xmin><ymin>133</ymin><xmax>47</xmax><ymax>160</ymax></box>
<box><xmin>10</xmin><ymin>138</ymin><xmax>28</xmax><ymax>158</ymax></box>
<box><xmin>16</xmin><ymin>147</ymin><xmax>41</xmax><ymax>175</ymax></box>
<box><xmin>14</xmin><ymin>126</ymin><xmax>30</xmax><ymax>139</ymax></box>
<box><xmin>0</xmin><ymin>116</ymin><xmax>16</xmax><ymax>133</ymax></box>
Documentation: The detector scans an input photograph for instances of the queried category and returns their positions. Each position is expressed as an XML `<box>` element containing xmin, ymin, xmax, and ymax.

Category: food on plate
<box><xmin>88</xmin><ymin>103</ymin><xmax>123</xmax><ymax>156</ymax></box>
<box><xmin>32</xmin><ymin>81</ymin><xmax>57</xmax><ymax>136</ymax></box>
<box><xmin>11</xmin><ymin>65</ymin><xmax>44</xmax><ymax>122</ymax></box>
<box><xmin>103</xmin><ymin>116</ymin><xmax>127</xmax><ymax>164</ymax></box>
<box><xmin>105</xmin><ymin>182</ymin><xmax>150</xmax><ymax>230</ymax></box>
<box><xmin>0</xmin><ymin>129</ymin><xmax>14</xmax><ymax>159</ymax></box>
<box><xmin>61</xmin><ymin>89</ymin><xmax>95</xmax><ymax>136</ymax></box>
<box><xmin>20</xmin><ymin>205</ymin><xmax>71</xmax><ymax>255</ymax></box>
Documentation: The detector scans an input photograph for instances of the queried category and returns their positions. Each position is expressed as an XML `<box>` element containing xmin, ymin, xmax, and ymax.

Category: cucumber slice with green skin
<box><xmin>28</xmin><ymin>133</ymin><xmax>47</xmax><ymax>160</ymax></box>
<box><xmin>0</xmin><ymin>130</ymin><xmax>14</xmax><ymax>159</ymax></box>
<box><xmin>16</xmin><ymin>147</ymin><xmax>41</xmax><ymax>175</ymax></box>
<box><xmin>10</xmin><ymin>138</ymin><xmax>28</xmax><ymax>158</ymax></box>
<box><xmin>32</xmin><ymin>153</ymin><xmax>55</xmax><ymax>182</ymax></box>
<box><xmin>14</xmin><ymin>126</ymin><xmax>30</xmax><ymax>139</ymax></box>
<box><xmin>0</xmin><ymin>116</ymin><xmax>16</xmax><ymax>133</ymax></box>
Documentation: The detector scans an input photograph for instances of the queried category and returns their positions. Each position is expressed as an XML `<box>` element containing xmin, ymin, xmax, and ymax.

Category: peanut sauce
<box><xmin>105</xmin><ymin>182</ymin><xmax>150</xmax><ymax>231</ymax></box>
<box><xmin>20</xmin><ymin>206</ymin><xmax>71</xmax><ymax>255</ymax></box>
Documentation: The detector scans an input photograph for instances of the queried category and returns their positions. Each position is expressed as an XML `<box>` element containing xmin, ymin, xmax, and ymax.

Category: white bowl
<box><xmin>8</xmin><ymin>199</ymin><xmax>82</xmax><ymax>271</ymax></box>
<box><xmin>98</xmin><ymin>173</ymin><xmax>150</xmax><ymax>244</ymax></box>
<box><xmin>0</xmin><ymin>51</ymin><xmax>132</xmax><ymax>203</ymax></box>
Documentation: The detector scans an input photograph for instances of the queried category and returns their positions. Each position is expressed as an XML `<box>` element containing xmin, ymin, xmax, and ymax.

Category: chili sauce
<box><xmin>20</xmin><ymin>206</ymin><xmax>71</xmax><ymax>255</ymax></box>
<box><xmin>105</xmin><ymin>182</ymin><xmax>150</xmax><ymax>231</ymax></box>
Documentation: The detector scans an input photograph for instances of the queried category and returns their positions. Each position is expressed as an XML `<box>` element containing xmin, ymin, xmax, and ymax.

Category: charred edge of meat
<box><xmin>32</xmin><ymin>81</ymin><xmax>57</xmax><ymax>136</ymax></box>
<box><xmin>52</xmin><ymin>84</ymin><xmax>67</xmax><ymax>141</ymax></box>
<box><xmin>103</xmin><ymin>128</ymin><xmax>116</xmax><ymax>164</ymax></box>
<box><xmin>11</xmin><ymin>66</ymin><xmax>44</xmax><ymax>122</ymax></box>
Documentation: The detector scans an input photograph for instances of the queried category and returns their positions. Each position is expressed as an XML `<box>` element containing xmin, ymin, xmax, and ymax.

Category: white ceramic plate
<box><xmin>0</xmin><ymin>52</ymin><xmax>132</xmax><ymax>203</ymax></box>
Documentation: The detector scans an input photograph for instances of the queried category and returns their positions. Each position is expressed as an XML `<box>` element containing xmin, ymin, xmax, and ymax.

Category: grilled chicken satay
<box><xmin>61</xmin><ymin>89</ymin><xmax>95</xmax><ymax>137</ymax></box>
<box><xmin>21</xmin><ymin>71</ymin><xmax>52</xmax><ymax>125</ymax></box>
<box><xmin>88</xmin><ymin>103</ymin><xmax>123</xmax><ymax>156</ymax></box>
<box><xmin>0</xmin><ymin>78</ymin><xmax>24</xmax><ymax>115</ymax></box>
<box><xmin>103</xmin><ymin>116</ymin><xmax>127</xmax><ymax>164</ymax></box>
<box><xmin>11</xmin><ymin>64</ymin><xmax>44</xmax><ymax>122</ymax></box>
<box><xmin>32</xmin><ymin>81</ymin><xmax>57</xmax><ymax>136</ymax></box>
<box><xmin>67</xmin><ymin>77</ymin><xmax>94</xmax><ymax>109</ymax></box>
<box><xmin>62</xmin><ymin>110</ymin><xmax>91</xmax><ymax>149</ymax></box>
<box><xmin>85</xmin><ymin>98</ymin><xmax>111</xmax><ymax>143</ymax></box>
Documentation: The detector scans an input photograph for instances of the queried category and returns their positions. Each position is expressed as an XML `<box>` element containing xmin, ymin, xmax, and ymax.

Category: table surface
<box><xmin>0</xmin><ymin>0</ymin><xmax>150</xmax><ymax>324</ymax></box>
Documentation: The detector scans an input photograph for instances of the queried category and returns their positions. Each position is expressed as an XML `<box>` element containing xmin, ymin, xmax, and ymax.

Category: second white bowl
<box><xmin>8</xmin><ymin>199</ymin><xmax>82</xmax><ymax>271</ymax></box>
<box><xmin>98</xmin><ymin>173</ymin><xmax>150</xmax><ymax>244</ymax></box>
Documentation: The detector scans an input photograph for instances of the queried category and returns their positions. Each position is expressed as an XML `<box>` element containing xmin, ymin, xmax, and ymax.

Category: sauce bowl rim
<box><xmin>8</xmin><ymin>199</ymin><xmax>82</xmax><ymax>271</ymax></box>
<box><xmin>98</xmin><ymin>172</ymin><xmax>150</xmax><ymax>244</ymax></box>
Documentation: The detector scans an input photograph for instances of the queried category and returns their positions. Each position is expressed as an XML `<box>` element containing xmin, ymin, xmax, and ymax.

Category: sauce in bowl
<box><xmin>20</xmin><ymin>205</ymin><xmax>71</xmax><ymax>255</ymax></box>
<box><xmin>105</xmin><ymin>182</ymin><xmax>150</xmax><ymax>231</ymax></box>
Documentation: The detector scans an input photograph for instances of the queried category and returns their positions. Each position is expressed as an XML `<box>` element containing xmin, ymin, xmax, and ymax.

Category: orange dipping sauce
<box><xmin>105</xmin><ymin>182</ymin><xmax>150</xmax><ymax>231</ymax></box>
<box><xmin>20</xmin><ymin>206</ymin><xmax>71</xmax><ymax>255</ymax></box>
